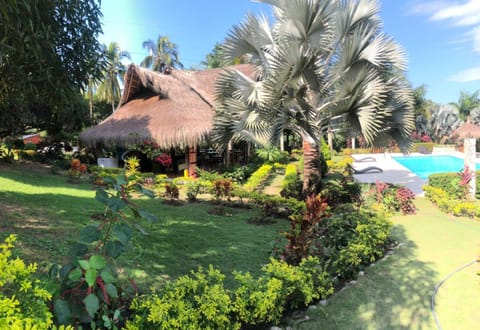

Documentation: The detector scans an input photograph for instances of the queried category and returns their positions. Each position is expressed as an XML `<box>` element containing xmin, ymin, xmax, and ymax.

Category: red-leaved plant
<box><xmin>283</xmin><ymin>194</ymin><xmax>330</xmax><ymax>265</ymax></box>
<box><xmin>459</xmin><ymin>165</ymin><xmax>474</xmax><ymax>199</ymax></box>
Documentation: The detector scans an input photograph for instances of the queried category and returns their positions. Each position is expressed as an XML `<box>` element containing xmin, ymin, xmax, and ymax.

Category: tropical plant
<box><xmin>50</xmin><ymin>175</ymin><xmax>157</xmax><ymax>328</ymax></box>
<box><xmin>140</xmin><ymin>35</ymin><xmax>183</xmax><ymax>73</ymax></box>
<box><xmin>212</xmin><ymin>0</ymin><xmax>415</xmax><ymax>193</ymax></box>
<box><xmin>96</xmin><ymin>42</ymin><xmax>131</xmax><ymax>113</ymax></box>
<box><xmin>450</xmin><ymin>90</ymin><xmax>480</xmax><ymax>120</ymax></box>
<box><xmin>0</xmin><ymin>0</ymin><xmax>104</xmax><ymax>138</ymax></box>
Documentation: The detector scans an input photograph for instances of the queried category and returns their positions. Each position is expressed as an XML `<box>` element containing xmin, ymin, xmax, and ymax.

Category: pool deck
<box><xmin>351</xmin><ymin>151</ymin><xmax>467</xmax><ymax>196</ymax></box>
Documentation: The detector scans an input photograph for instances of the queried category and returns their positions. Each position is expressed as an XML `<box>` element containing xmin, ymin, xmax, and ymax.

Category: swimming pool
<box><xmin>393</xmin><ymin>155</ymin><xmax>480</xmax><ymax>179</ymax></box>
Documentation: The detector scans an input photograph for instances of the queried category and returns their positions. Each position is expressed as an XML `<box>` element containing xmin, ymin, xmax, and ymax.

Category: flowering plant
<box><xmin>68</xmin><ymin>159</ymin><xmax>87</xmax><ymax>180</ymax></box>
<box><xmin>136</xmin><ymin>140</ymin><xmax>161</xmax><ymax>159</ymax></box>
<box><xmin>154</xmin><ymin>153</ymin><xmax>172</xmax><ymax>167</ymax></box>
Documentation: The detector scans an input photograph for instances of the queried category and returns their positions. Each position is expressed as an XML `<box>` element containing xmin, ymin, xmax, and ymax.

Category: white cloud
<box><xmin>449</xmin><ymin>66</ymin><xmax>480</xmax><ymax>82</ymax></box>
<box><xmin>409</xmin><ymin>0</ymin><xmax>480</xmax><ymax>53</ymax></box>
<box><xmin>431</xmin><ymin>1</ymin><xmax>480</xmax><ymax>26</ymax></box>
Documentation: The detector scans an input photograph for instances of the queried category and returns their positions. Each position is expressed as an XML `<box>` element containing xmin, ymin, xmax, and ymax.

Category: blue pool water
<box><xmin>393</xmin><ymin>155</ymin><xmax>480</xmax><ymax>179</ymax></box>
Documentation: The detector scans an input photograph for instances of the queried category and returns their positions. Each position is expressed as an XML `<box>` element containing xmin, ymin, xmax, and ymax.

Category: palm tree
<box><xmin>450</xmin><ymin>90</ymin><xmax>480</xmax><ymax>120</ymax></box>
<box><xmin>140</xmin><ymin>35</ymin><xmax>183</xmax><ymax>73</ymax></box>
<box><xmin>212</xmin><ymin>0</ymin><xmax>415</xmax><ymax>192</ymax></box>
<box><xmin>96</xmin><ymin>42</ymin><xmax>130</xmax><ymax>113</ymax></box>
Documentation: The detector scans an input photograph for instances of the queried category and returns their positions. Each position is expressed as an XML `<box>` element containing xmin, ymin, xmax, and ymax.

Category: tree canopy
<box><xmin>212</xmin><ymin>0</ymin><xmax>415</xmax><ymax>190</ymax></box>
<box><xmin>0</xmin><ymin>0</ymin><xmax>104</xmax><ymax>138</ymax></box>
<box><xmin>140</xmin><ymin>35</ymin><xmax>183</xmax><ymax>73</ymax></box>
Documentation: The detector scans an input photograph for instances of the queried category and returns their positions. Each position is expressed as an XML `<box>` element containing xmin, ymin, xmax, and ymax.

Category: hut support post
<box><xmin>188</xmin><ymin>146</ymin><xmax>197</xmax><ymax>178</ymax></box>
<box><xmin>464</xmin><ymin>138</ymin><xmax>476</xmax><ymax>199</ymax></box>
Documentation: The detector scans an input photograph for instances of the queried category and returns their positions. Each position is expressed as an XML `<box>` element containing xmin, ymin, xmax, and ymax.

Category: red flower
<box><xmin>154</xmin><ymin>153</ymin><xmax>172</xmax><ymax>167</ymax></box>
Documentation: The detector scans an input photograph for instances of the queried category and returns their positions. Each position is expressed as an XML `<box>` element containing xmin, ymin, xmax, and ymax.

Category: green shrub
<box><xmin>222</xmin><ymin>164</ymin><xmax>259</xmax><ymax>184</ymax></box>
<box><xmin>423</xmin><ymin>185</ymin><xmax>480</xmax><ymax>219</ymax></box>
<box><xmin>127</xmin><ymin>266</ymin><xmax>238</xmax><ymax>330</ymax></box>
<box><xmin>280</xmin><ymin>164</ymin><xmax>302</xmax><ymax>199</ymax></box>
<box><xmin>127</xmin><ymin>258</ymin><xmax>333</xmax><ymax>329</ymax></box>
<box><xmin>334</xmin><ymin>212</ymin><xmax>392</xmax><ymax>278</ymax></box>
<box><xmin>255</xmin><ymin>146</ymin><xmax>289</xmax><ymax>164</ymax></box>
<box><xmin>186</xmin><ymin>179</ymin><xmax>212</xmax><ymax>201</ymax></box>
<box><xmin>243</xmin><ymin>164</ymin><xmax>273</xmax><ymax>192</ymax></box>
<box><xmin>411</xmin><ymin>142</ymin><xmax>435</xmax><ymax>153</ymax></box>
<box><xmin>0</xmin><ymin>235</ymin><xmax>54</xmax><ymax>329</ymax></box>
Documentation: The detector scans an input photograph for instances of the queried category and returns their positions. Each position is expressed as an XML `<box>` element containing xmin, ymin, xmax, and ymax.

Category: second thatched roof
<box><xmin>79</xmin><ymin>64</ymin><xmax>255</xmax><ymax>149</ymax></box>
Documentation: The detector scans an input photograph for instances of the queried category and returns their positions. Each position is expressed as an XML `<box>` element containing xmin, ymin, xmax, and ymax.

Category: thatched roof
<box><xmin>453</xmin><ymin>119</ymin><xmax>480</xmax><ymax>139</ymax></box>
<box><xmin>79</xmin><ymin>64</ymin><xmax>255</xmax><ymax>149</ymax></box>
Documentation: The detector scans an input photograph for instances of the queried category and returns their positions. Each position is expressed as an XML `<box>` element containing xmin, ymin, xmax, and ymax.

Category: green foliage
<box><xmin>126</xmin><ymin>258</ymin><xmax>333</xmax><ymax>329</ymax></box>
<box><xmin>423</xmin><ymin>185</ymin><xmax>480</xmax><ymax>219</ymax></box>
<box><xmin>368</xmin><ymin>181</ymin><xmax>416</xmax><ymax>215</ymax></box>
<box><xmin>0</xmin><ymin>0</ymin><xmax>104</xmax><ymax>137</ymax></box>
<box><xmin>127</xmin><ymin>266</ymin><xmax>239</xmax><ymax>330</ymax></box>
<box><xmin>0</xmin><ymin>235</ymin><xmax>54</xmax><ymax>329</ymax></box>
<box><xmin>222</xmin><ymin>164</ymin><xmax>259</xmax><ymax>184</ymax></box>
<box><xmin>124</xmin><ymin>156</ymin><xmax>141</xmax><ymax>178</ymax></box>
<box><xmin>243</xmin><ymin>164</ymin><xmax>273</xmax><ymax>192</ymax></box>
<box><xmin>255</xmin><ymin>146</ymin><xmax>289</xmax><ymax>164</ymax></box>
<box><xmin>320</xmin><ymin>138</ymin><xmax>331</xmax><ymax>161</ymax></box>
<box><xmin>280</xmin><ymin>164</ymin><xmax>303</xmax><ymax>199</ymax></box>
<box><xmin>283</xmin><ymin>195</ymin><xmax>331</xmax><ymax>264</ymax></box>
<box><xmin>50</xmin><ymin>175</ymin><xmax>157</xmax><ymax>328</ymax></box>
<box><xmin>323</xmin><ymin>206</ymin><xmax>393</xmax><ymax>280</ymax></box>
<box><xmin>428</xmin><ymin>171</ymin><xmax>480</xmax><ymax>200</ymax></box>
<box><xmin>185</xmin><ymin>179</ymin><xmax>212</xmax><ymax>202</ymax></box>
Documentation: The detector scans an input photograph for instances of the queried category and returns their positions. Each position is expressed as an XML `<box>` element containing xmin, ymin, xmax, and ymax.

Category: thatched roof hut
<box><xmin>453</xmin><ymin>119</ymin><xmax>480</xmax><ymax>139</ymax></box>
<box><xmin>79</xmin><ymin>63</ymin><xmax>255</xmax><ymax>150</ymax></box>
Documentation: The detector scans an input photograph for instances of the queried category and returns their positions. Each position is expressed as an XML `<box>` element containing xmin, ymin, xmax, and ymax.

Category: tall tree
<box><xmin>0</xmin><ymin>0</ymin><xmax>104</xmax><ymax>137</ymax></box>
<box><xmin>212</xmin><ymin>0</ymin><xmax>414</xmax><ymax>192</ymax></box>
<box><xmin>450</xmin><ymin>90</ymin><xmax>480</xmax><ymax>120</ymax></box>
<box><xmin>140</xmin><ymin>35</ymin><xmax>183</xmax><ymax>73</ymax></box>
<box><xmin>96</xmin><ymin>42</ymin><xmax>131</xmax><ymax>113</ymax></box>
<box><xmin>202</xmin><ymin>43</ymin><xmax>225</xmax><ymax>69</ymax></box>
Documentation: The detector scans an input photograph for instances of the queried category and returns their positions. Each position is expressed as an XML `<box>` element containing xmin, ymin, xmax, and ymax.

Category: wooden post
<box><xmin>188</xmin><ymin>146</ymin><xmax>197</xmax><ymax>178</ymax></box>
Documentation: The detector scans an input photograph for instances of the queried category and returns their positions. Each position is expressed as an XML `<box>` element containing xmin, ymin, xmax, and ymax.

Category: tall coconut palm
<box><xmin>212</xmin><ymin>0</ymin><xmax>415</xmax><ymax>192</ymax></box>
<box><xmin>140</xmin><ymin>35</ymin><xmax>183</xmax><ymax>73</ymax></box>
<box><xmin>96</xmin><ymin>42</ymin><xmax>130</xmax><ymax>113</ymax></box>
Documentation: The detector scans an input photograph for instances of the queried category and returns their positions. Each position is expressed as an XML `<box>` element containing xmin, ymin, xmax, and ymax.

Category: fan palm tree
<box><xmin>96</xmin><ymin>42</ymin><xmax>130</xmax><ymax>113</ymax></box>
<box><xmin>212</xmin><ymin>0</ymin><xmax>415</xmax><ymax>192</ymax></box>
<box><xmin>140</xmin><ymin>35</ymin><xmax>183</xmax><ymax>73</ymax></box>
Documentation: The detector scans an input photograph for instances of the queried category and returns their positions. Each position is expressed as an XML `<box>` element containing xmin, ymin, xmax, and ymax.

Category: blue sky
<box><xmin>99</xmin><ymin>0</ymin><xmax>480</xmax><ymax>104</ymax></box>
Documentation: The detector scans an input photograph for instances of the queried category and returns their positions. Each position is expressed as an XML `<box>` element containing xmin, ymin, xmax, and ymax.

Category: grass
<box><xmin>0</xmin><ymin>163</ymin><xmax>288</xmax><ymax>290</ymax></box>
<box><xmin>294</xmin><ymin>198</ymin><xmax>480</xmax><ymax>329</ymax></box>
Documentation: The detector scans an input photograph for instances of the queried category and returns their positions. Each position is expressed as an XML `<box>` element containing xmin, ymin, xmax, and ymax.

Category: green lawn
<box><xmin>0</xmin><ymin>164</ymin><xmax>287</xmax><ymax>290</ymax></box>
<box><xmin>295</xmin><ymin>198</ymin><xmax>480</xmax><ymax>329</ymax></box>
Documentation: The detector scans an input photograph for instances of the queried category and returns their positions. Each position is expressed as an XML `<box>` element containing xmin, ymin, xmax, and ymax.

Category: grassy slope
<box><xmin>296</xmin><ymin>198</ymin><xmax>480</xmax><ymax>329</ymax></box>
<box><xmin>0</xmin><ymin>164</ymin><xmax>287</xmax><ymax>290</ymax></box>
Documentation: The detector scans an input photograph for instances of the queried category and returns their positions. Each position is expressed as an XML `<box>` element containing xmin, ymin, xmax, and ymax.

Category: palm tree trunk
<box><xmin>111</xmin><ymin>99</ymin><xmax>115</xmax><ymax>113</ymax></box>
<box><xmin>302</xmin><ymin>134</ymin><xmax>320</xmax><ymax>193</ymax></box>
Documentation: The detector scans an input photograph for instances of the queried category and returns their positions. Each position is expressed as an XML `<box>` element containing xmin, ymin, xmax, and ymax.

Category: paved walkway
<box><xmin>351</xmin><ymin>153</ymin><xmax>428</xmax><ymax>195</ymax></box>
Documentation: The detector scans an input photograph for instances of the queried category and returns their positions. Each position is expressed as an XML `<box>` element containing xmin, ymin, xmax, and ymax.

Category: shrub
<box><xmin>0</xmin><ymin>235</ymin><xmax>54</xmax><ymax>329</ymax></box>
<box><xmin>283</xmin><ymin>195</ymin><xmax>330</xmax><ymax>265</ymax></box>
<box><xmin>222</xmin><ymin>164</ymin><xmax>258</xmax><ymax>184</ymax></box>
<box><xmin>49</xmin><ymin>176</ymin><xmax>157</xmax><ymax>328</ymax></box>
<box><xmin>243</xmin><ymin>164</ymin><xmax>273</xmax><ymax>192</ymax></box>
<box><xmin>323</xmin><ymin>207</ymin><xmax>393</xmax><ymax>280</ymax></box>
<box><xmin>127</xmin><ymin>266</ymin><xmax>237</xmax><ymax>330</ymax></box>
<box><xmin>255</xmin><ymin>146</ymin><xmax>289</xmax><ymax>164</ymax></box>
<box><xmin>280</xmin><ymin>164</ymin><xmax>302</xmax><ymax>199</ymax></box>
<box><xmin>185</xmin><ymin>179</ymin><xmax>212</xmax><ymax>202</ymax></box>
<box><xmin>212</xmin><ymin>178</ymin><xmax>234</xmax><ymax>201</ymax></box>
<box><xmin>126</xmin><ymin>257</ymin><xmax>333</xmax><ymax>329</ymax></box>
